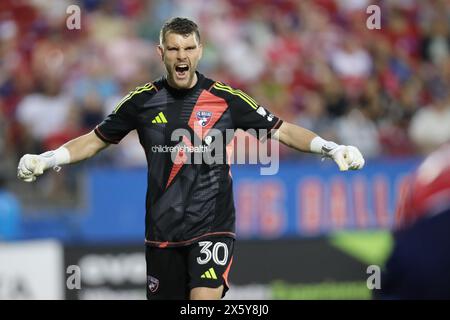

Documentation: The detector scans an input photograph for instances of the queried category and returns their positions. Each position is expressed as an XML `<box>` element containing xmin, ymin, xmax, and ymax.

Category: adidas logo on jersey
<box><xmin>200</xmin><ymin>267</ymin><xmax>217</xmax><ymax>280</ymax></box>
<box><xmin>152</xmin><ymin>112</ymin><xmax>168</xmax><ymax>124</ymax></box>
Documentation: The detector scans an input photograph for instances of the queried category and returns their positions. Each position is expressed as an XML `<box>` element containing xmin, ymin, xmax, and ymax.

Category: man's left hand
<box><xmin>327</xmin><ymin>145</ymin><xmax>365</xmax><ymax>171</ymax></box>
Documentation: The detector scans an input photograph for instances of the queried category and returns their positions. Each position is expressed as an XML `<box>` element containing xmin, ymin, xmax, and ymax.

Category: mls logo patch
<box><xmin>147</xmin><ymin>275</ymin><xmax>159</xmax><ymax>293</ymax></box>
<box><xmin>196</xmin><ymin>111</ymin><xmax>212</xmax><ymax>127</ymax></box>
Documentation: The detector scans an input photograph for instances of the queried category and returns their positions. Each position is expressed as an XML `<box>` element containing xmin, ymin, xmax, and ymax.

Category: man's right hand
<box><xmin>17</xmin><ymin>154</ymin><xmax>47</xmax><ymax>182</ymax></box>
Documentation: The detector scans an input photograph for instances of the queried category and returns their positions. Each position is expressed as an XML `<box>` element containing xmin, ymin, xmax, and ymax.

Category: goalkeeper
<box><xmin>17</xmin><ymin>17</ymin><xmax>364</xmax><ymax>300</ymax></box>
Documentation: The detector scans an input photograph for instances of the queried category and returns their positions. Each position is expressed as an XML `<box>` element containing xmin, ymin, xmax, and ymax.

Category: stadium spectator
<box><xmin>335</xmin><ymin>107</ymin><xmax>381</xmax><ymax>158</ymax></box>
<box><xmin>421</xmin><ymin>17</ymin><xmax>450</xmax><ymax>66</ymax></box>
<box><xmin>408</xmin><ymin>81</ymin><xmax>450</xmax><ymax>154</ymax></box>
<box><xmin>330</xmin><ymin>36</ymin><xmax>372</xmax><ymax>80</ymax></box>
<box><xmin>294</xmin><ymin>90</ymin><xmax>335</xmax><ymax>141</ymax></box>
<box><xmin>15</xmin><ymin>74</ymin><xmax>74</xmax><ymax>147</ymax></box>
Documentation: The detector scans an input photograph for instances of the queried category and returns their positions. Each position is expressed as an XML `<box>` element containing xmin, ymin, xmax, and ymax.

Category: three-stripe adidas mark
<box><xmin>200</xmin><ymin>267</ymin><xmax>217</xmax><ymax>280</ymax></box>
<box><xmin>152</xmin><ymin>112</ymin><xmax>168</xmax><ymax>124</ymax></box>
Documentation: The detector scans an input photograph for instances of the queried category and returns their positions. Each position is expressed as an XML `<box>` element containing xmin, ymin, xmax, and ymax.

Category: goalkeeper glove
<box><xmin>17</xmin><ymin>147</ymin><xmax>70</xmax><ymax>182</ymax></box>
<box><xmin>310</xmin><ymin>137</ymin><xmax>365</xmax><ymax>171</ymax></box>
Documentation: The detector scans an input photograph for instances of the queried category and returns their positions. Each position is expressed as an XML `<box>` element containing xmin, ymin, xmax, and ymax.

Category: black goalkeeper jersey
<box><xmin>95</xmin><ymin>72</ymin><xmax>283</xmax><ymax>247</ymax></box>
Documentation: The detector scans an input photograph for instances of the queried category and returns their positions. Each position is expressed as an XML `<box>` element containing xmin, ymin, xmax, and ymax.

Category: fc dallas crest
<box><xmin>196</xmin><ymin>111</ymin><xmax>212</xmax><ymax>127</ymax></box>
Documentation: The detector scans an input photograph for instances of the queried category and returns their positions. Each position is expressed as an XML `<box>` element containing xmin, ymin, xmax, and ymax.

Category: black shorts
<box><xmin>145</xmin><ymin>236</ymin><xmax>234</xmax><ymax>300</ymax></box>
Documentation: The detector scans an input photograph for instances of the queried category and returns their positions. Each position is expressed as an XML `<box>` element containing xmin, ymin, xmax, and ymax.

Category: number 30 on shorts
<box><xmin>197</xmin><ymin>241</ymin><xmax>229</xmax><ymax>266</ymax></box>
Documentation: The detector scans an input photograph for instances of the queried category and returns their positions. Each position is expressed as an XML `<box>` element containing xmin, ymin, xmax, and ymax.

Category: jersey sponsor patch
<box><xmin>196</xmin><ymin>111</ymin><xmax>212</xmax><ymax>127</ymax></box>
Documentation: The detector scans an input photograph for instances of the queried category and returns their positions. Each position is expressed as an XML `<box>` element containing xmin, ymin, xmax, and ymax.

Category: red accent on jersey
<box><xmin>166</xmin><ymin>135</ymin><xmax>191</xmax><ymax>189</ymax></box>
<box><xmin>188</xmin><ymin>90</ymin><xmax>228</xmax><ymax>140</ymax></box>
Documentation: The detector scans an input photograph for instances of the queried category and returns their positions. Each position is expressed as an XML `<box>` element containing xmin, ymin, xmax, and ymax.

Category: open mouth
<box><xmin>175</xmin><ymin>64</ymin><xmax>189</xmax><ymax>79</ymax></box>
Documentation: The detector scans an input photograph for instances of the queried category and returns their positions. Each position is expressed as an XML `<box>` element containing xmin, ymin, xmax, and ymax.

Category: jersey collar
<box><xmin>163</xmin><ymin>71</ymin><xmax>204</xmax><ymax>96</ymax></box>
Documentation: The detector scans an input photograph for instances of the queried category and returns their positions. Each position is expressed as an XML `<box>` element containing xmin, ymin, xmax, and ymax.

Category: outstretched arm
<box><xmin>17</xmin><ymin>130</ymin><xmax>109</xmax><ymax>182</ymax></box>
<box><xmin>60</xmin><ymin>130</ymin><xmax>109</xmax><ymax>163</ymax></box>
<box><xmin>273</xmin><ymin>121</ymin><xmax>365</xmax><ymax>171</ymax></box>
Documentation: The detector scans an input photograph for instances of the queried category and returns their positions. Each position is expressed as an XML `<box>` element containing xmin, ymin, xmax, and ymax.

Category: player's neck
<box><xmin>166</xmin><ymin>72</ymin><xmax>198</xmax><ymax>91</ymax></box>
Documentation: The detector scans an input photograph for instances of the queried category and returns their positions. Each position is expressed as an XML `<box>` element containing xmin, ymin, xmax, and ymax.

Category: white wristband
<box><xmin>40</xmin><ymin>147</ymin><xmax>71</xmax><ymax>170</ymax></box>
<box><xmin>310</xmin><ymin>136</ymin><xmax>328</xmax><ymax>154</ymax></box>
<box><xmin>310</xmin><ymin>137</ymin><xmax>338</xmax><ymax>155</ymax></box>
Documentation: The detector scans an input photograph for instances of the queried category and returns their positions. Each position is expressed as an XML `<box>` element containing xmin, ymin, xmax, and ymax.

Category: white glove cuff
<box><xmin>310</xmin><ymin>136</ymin><xmax>338</xmax><ymax>155</ymax></box>
<box><xmin>40</xmin><ymin>147</ymin><xmax>71</xmax><ymax>170</ymax></box>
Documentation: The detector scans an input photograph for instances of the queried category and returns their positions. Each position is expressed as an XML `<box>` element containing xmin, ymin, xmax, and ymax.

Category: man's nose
<box><xmin>177</xmin><ymin>49</ymin><xmax>187</xmax><ymax>60</ymax></box>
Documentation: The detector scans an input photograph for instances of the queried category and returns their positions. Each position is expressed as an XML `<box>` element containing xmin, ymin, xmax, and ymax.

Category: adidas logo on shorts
<box><xmin>200</xmin><ymin>267</ymin><xmax>217</xmax><ymax>280</ymax></box>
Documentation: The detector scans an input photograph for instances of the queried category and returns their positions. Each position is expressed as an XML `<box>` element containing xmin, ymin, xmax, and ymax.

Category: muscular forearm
<box><xmin>17</xmin><ymin>130</ymin><xmax>109</xmax><ymax>182</ymax></box>
<box><xmin>273</xmin><ymin>122</ymin><xmax>318</xmax><ymax>153</ymax></box>
<box><xmin>61</xmin><ymin>131</ymin><xmax>109</xmax><ymax>164</ymax></box>
<box><xmin>36</xmin><ymin>130</ymin><xmax>108</xmax><ymax>170</ymax></box>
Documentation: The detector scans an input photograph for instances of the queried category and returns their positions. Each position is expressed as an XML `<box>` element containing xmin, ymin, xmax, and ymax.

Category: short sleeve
<box><xmin>95</xmin><ymin>95</ymin><xmax>137</xmax><ymax>144</ymax></box>
<box><xmin>228</xmin><ymin>90</ymin><xmax>283</xmax><ymax>140</ymax></box>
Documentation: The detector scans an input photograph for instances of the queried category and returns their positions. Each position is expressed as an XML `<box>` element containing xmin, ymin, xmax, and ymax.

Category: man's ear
<box><xmin>157</xmin><ymin>45</ymin><xmax>164</xmax><ymax>61</ymax></box>
<box><xmin>198</xmin><ymin>43</ymin><xmax>203</xmax><ymax>60</ymax></box>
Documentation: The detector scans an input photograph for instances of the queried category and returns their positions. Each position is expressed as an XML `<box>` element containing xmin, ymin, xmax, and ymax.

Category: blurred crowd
<box><xmin>1</xmin><ymin>0</ymin><xmax>450</xmax><ymax>181</ymax></box>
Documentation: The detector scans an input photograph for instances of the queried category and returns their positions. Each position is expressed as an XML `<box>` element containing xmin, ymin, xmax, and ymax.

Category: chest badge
<box><xmin>196</xmin><ymin>111</ymin><xmax>212</xmax><ymax>127</ymax></box>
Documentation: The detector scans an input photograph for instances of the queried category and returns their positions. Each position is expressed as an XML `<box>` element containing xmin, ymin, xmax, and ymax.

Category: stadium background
<box><xmin>0</xmin><ymin>0</ymin><xmax>449</xmax><ymax>299</ymax></box>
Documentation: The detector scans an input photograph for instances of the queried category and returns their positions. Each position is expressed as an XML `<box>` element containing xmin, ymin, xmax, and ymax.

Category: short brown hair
<box><xmin>159</xmin><ymin>17</ymin><xmax>201</xmax><ymax>45</ymax></box>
